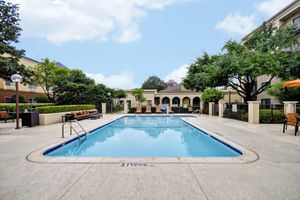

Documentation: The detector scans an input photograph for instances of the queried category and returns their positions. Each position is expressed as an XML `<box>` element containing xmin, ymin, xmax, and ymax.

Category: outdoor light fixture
<box><xmin>11</xmin><ymin>73</ymin><xmax>23</xmax><ymax>129</ymax></box>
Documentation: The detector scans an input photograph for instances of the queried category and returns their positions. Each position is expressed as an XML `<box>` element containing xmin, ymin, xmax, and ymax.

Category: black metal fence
<box><xmin>106</xmin><ymin>102</ymin><xmax>124</xmax><ymax>113</ymax></box>
<box><xmin>202</xmin><ymin>103</ymin><xmax>209</xmax><ymax>114</ymax></box>
<box><xmin>223</xmin><ymin>103</ymin><xmax>248</xmax><ymax>121</ymax></box>
<box><xmin>213</xmin><ymin>103</ymin><xmax>219</xmax><ymax>116</ymax></box>
<box><xmin>259</xmin><ymin>104</ymin><xmax>285</xmax><ymax>123</ymax></box>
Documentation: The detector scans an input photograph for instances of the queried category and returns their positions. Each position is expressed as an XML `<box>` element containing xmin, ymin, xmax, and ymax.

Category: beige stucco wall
<box><xmin>123</xmin><ymin>89</ymin><xmax>243</xmax><ymax>108</ymax></box>
<box><xmin>124</xmin><ymin>90</ymin><xmax>156</xmax><ymax>107</ymax></box>
<box><xmin>256</xmin><ymin>75</ymin><xmax>281</xmax><ymax>104</ymax></box>
<box><xmin>0</xmin><ymin>57</ymin><xmax>44</xmax><ymax>93</ymax></box>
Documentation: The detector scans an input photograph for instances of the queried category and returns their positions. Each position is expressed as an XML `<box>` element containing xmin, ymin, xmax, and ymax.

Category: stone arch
<box><xmin>162</xmin><ymin>97</ymin><xmax>170</xmax><ymax>105</ymax></box>
<box><xmin>192</xmin><ymin>97</ymin><xmax>201</xmax><ymax>106</ymax></box>
<box><xmin>182</xmin><ymin>97</ymin><xmax>190</xmax><ymax>107</ymax></box>
<box><xmin>172</xmin><ymin>97</ymin><xmax>180</xmax><ymax>106</ymax></box>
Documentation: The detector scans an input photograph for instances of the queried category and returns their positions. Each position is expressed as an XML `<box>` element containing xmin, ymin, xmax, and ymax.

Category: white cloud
<box><xmin>8</xmin><ymin>0</ymin><xmax>191</xmax><ymax>44</ymax></box>
<box><xmin>257</xmin><ymin>0</ymin><xmax>294</xmax><ymax>16</ymax></box>
<box><xmin>215</xmin><ymin>12</ymin><xmax>256</xmax><ymax>35</ymax></box>
<box><xmin>86</xmin><ymin>71</ymin><xmax>137</xmax><ymax>89</ymax></box>
<box><xmin>163</xmin><ymin>64</ymin><xmax>189</xmax><ymax>83</ymax></box>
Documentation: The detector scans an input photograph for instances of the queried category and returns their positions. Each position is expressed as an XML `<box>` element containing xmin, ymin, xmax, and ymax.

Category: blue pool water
<box><xmin>45</xmin><ymin>116</ymin><xmax>241</xmax><ymax>157</ymax></box>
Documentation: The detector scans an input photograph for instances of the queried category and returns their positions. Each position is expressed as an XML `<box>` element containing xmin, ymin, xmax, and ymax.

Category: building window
<box><xmin>146</xmin><ymin>100</ymin><xmax>152</xmax><ymax>105</ymax></box>
<box><xmin>28</xmin><ymin>98</ymin><xmax>36</xmax><ymax>103</ymax></box>
<box><xmin>127</xmin><ymin>100</ymin><xmax>131</xmax><ymax>108</ymax></box>
<box><xmin>4</xmin><ymin>96</ymin><xmax>12</xmax><ymax>103</ymax></box>
<box><xmin>5</xmin><ymin>80</ymin><xmax>13</xmax><ymax>86</ymax></box>
<box><xmin>261</xmin><ymin>82</ymin><xmax>270</xmax><ymax>89</ymax></box>
<box><xmin>293</xmin><ymin>16</ymin><xmax>300</xmax><ymax>27</ymax></box>
<box><xmin>261</xmin><ymin>99</ymin><xmax>271</xmax><ymax>109</ymax></box>
<box><xmin>28</xmin><ymin>83</ymin><xmax>37</xmax><ymax>90</ymax></box>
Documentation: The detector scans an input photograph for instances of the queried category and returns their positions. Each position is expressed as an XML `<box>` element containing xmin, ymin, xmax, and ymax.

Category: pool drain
<box><xmin>120</xmin><ymin>162</ymin><xmax>154</xmax><ymax>167</ymax></box>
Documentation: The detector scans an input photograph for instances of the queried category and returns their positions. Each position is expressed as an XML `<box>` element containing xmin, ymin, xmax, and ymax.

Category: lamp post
<box><xmin>11</xmin><ymin>73</ymin><xmax>23</xmax><ymax>129</ymax></box>
<box><xmin>107</xmin><ymin>92</ymin><xmax>112</xmax><ymax>113</ymax></box>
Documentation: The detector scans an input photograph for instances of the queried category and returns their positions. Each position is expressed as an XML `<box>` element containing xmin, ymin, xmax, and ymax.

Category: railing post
<box><xmin>283</xmin><ymin>101</ymin><xmax>298</xmax><ymax>114</ymax></box>
<box><xmin>218</xmin><ymin>101</ymin><xmax>225</xmax><ymax>118</ymax></box>
<box><xmin>209</xmin><ymin>102</ymin><xmax>214</xmax><ymax>116</ymax></box>
<box><xmin>101</xmin><ymin>103</ymin><xmax>106</xmax><ymax>114</ymax></box>
<box><xmin>248</xmin><ymin>101</ymin><xmax>260</xmax><ymax>124</ymax></box>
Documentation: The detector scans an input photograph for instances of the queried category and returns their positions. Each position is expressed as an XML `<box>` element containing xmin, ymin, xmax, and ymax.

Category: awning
<box><xmin>283</xmin><ymin>79</ymin><xmax>300</xmax><ymax>88</ymax></box>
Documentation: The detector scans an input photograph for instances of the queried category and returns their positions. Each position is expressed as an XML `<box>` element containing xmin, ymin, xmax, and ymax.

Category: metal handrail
<box><xmin>192</xmin><ymin>109</ymin><xmax>201</xmax><ymax>115</ymax></box>
<box><xmin>62</xmin><ymin>120</ymin><xmax>87</xmax><ymax>141</ymax></box>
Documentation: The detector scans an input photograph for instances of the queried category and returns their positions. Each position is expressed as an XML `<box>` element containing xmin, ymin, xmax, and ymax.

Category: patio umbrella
<box><xmin>283</xmin><ymin>79</ymin><xmax>300</xmax><ymax>88</ymax></box>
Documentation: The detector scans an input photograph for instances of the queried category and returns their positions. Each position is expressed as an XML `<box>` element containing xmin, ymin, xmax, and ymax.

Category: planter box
<box><xmin>39</xmin><ymin>109</ymin><xmax>97</xmax><ymax>125</ymax></box>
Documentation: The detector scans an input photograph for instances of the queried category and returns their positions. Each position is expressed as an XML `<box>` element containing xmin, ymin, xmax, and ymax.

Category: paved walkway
<box><xmin>0</xmin><ymin>115</ymin><xmax>300</xmax><ymax>200</ymax></box>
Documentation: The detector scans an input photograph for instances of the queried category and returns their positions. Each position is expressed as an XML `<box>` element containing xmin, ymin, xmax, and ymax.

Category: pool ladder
<box><xmin>62</xmin><ymin>120</ymin><xmax>87</xmax><ymax>141</ymax></box>
<box><xmin>192</xmin><ymin>109</ymin><xmax>201</xmax><ymax>115</ymax></box>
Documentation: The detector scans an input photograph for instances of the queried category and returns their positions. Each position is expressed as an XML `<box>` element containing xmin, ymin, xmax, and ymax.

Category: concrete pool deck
<box><xmin>0</xmin><ymin>114</ymin><xmax>300</xmax><ymax>200</ymax></box>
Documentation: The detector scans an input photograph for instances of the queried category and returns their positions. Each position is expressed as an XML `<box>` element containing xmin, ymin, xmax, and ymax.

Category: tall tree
<box><xmin>166</xmin><ymin>79</ymin><xmax>178</xmax><ymax>87</ymax></box>
<box><xmin>183</xmin><ymin>24</ymin><xmax>299</xmax><ymax>103</ymax></box>
<box><xmin>33</xmin><ymin>58</ymin><xmax>67</xmax><ymax>102</ymax></box>
<box><xmin>141</xmin><ymin>76</ymin><xmax>167</xmax><ymax>91</ymax></box>
<box><xmin>0</xmin><ymin>0</ymin><xmax>33</xmax><ymax>82</ymax></box>
<box><xmin>132</xmin><ymin>88</ymin><xmax>146</xmax><ymax>105</ymax></box>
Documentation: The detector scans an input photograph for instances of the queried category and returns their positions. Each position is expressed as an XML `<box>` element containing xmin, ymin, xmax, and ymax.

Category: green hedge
<box><xmin>0</xmin><ymin>103</ymin><xmax>54</xmax><ymax>112</ymax></box>
<box><xmin>36</xmin><ymin>104</ymin><xmax>95</xmax><ymax>114</ymax></box>
<box><xmin>259</xmin><ymin>109</ymin><xmax>285</xmax><ymax>123</ymax></box>
<box><xmin>239</xmin><ymin>109</ymin><xmax>285</xmax><ymax>123</ymax></box>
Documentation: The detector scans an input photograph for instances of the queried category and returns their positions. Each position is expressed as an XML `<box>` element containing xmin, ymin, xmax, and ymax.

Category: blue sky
<box><xmin>11</xmin><ymin>0</ymin><xmax>294</xmax><ymax>88</ymax></box>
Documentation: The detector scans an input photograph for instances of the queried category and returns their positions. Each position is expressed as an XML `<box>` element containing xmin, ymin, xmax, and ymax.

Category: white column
<box><xmin>218</xmin><ymin>101</ymin><xmax>225</xmax><ymax>118</ymax></box>
<box><xmin>209</xmin><ymin>102</ymin><xmax>214</xmax><ymax>116</ymax></box>
<box><xmin>101</xmin><ymin>103</ymin><xmax>106</xmax><ymax>114</ymax></box>
<box><xmin>283</xmin><ymin>101</ymin><xmax>298</xmax><ymax>114</ymax></box>
<box><xmin>200</xmin><ymin>101</ymin><xmax>204</xmax><ymax>113</ymax></box>
<box><xmin>124</xmin><ymin>101</ymin><xmax>128</xmax><ymax>114</ymax></box>
<box><xmin>248</xmin><ymin>101</ymin><xmax>260</xmax><ymax>124</ymax></box>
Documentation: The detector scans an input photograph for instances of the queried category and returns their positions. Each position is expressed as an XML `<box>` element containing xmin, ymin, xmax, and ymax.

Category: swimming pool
<box><xmin>45</xmin><ymin>116</ymin><xmax>241</xmax><ymax>157</ymax></box>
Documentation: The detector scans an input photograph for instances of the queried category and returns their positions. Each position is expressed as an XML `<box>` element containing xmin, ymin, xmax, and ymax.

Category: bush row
<box><xmin>0</xmin><ymin>103</ymin><xmax>54</xmax><ymax>112</ymax></box>
<box><xmin>36</xmin><ymin>104</ymin><xmax>96</xmax><ymax>114</ymax></box>
<box><xmin>239</xmin><ymin>109</ymin><xmax>285</xmax><ymax>123</ymax></box>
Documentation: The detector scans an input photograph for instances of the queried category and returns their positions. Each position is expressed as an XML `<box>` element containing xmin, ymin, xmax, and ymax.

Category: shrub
<box><xmin>35</xmin><ymin>94</ymin><xmax>51</xmax><ymax>103</ymax></box>
<box><xmin>36</xmin><ymin>104</ymin><xmax>95</xmax><ymax>114</ymax></box>
<box><xmin>241</xmin><ymin>113</ymin><xmax>248</xmax><ymax>122</ymax></box>
<box><xmin>259</xmin><ymin>109</ymin><xmax>285</xmax><ymax>123</ymax></box>
<box><xmin>10</xmin><ymin>95</ymin><xmax>27</xmax><ymax>103</ymax></box>
<box><xmin>201</xmin><ymin>88</ymin><xmax>224</xmax><ymax>103</ymax></box>
<box><xmin>0</xmin><ymin>103</ymin><xmax>54</xmax><ymax>112</ymax></box>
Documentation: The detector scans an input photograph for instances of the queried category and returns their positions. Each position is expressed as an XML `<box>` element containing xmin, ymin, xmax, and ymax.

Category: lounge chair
<box><xmin>168</xmin><ymin>106</ymin><xmax>174</xmax><ymax>114</ymax></box>
<box><xmin>0</xmin><ymin>111</ymin><xmax>14</xmax><ymax>123</ymax></box>
<box><xmin>66</xmin><ymin>110</ymin><xmax>102</xmax><ymax>121</ymax></box>
<box><xmin>145</xmin><ymin>105</ymin><xmax>152</xmax><ymax>114</ymax></box>
<box><xmin>135</xmin><ymin>104</ymin><xmax>142</xmax><ymax>114</ymax></box>
<box><xmin>283</xmin><ymin>113</ymin><xmax>300</xmax><ymax>136</ymax></box>
<box><xmin>155</xmin><ymin>105</ymin><xmax>162</xmax><ymax>113</ymax></box>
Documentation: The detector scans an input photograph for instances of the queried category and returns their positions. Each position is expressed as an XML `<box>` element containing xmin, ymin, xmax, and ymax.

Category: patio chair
<box><xmin>283</xmin><ymin>113</ymin><xmax>300</xmax><ymax>136</ymax></box>
<box><xmin>155</xmin><ymin>105</ymin><xmax>162</xmax><ymax>113</ymax></box>
<box><xmin>0</xmin><ymin>111</ymin><xmax>14</xmax><ymax>123</ymax></box>
<box><xmin>168</xmin><ymin>106</ymin><xmax>174</xmax><ymax>114</ymax></box>
<box><xmin>145</xmin><ymin>105</ymin><xmax>152</xmax><ymax>114</ymax></box>
<box><xmin>135</xmin><ymin>104</ymin><xmax>142</xmax><ymax>114</ymax></box>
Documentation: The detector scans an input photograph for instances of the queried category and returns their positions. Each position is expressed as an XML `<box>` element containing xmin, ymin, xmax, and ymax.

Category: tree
<box><xmin>35</xmin><ymin>94</ymin><xmax>51</xmax><ymax>103</ymax></box>
<box><xmin>0</xmin><ymin>0</ymin><xmax>33</xmax><ymax>83</ymax></box>
<box><xmin>166</xmin><ymin>79</ymin><xmax>178</xmax><ymax>87</ymax></box>
<box><xmin>183</xmin><ymin>24</ymin><xmax>299</xmax><ymax>103</ymax></box>
<box><xmin>132</xmin><ymin>88</ymin><xmax>146</xmax><ymax>105</ymax></box>
<box><xmin>32</xmin><ymin>58</ymin><xmax>67</xmax><ymax>102</ymax></box>
<box><xmin>113</xmin><ymin>89</ymin><xmax>127</xmax><ymax>99</ymax></box>
<box><xmin>141</xmin><ymin>76</ymin><xmax>167</xmax><ymax>91</ymax></box>
<box><xmin>201</xmin><ymin>88</ymin><xmax>224</xmax><ymax>103</ymax></box>
<box><xmin>267</xmin><ymin>82</ymin><xmax>300</xmax><ymax>102</ymax></box>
